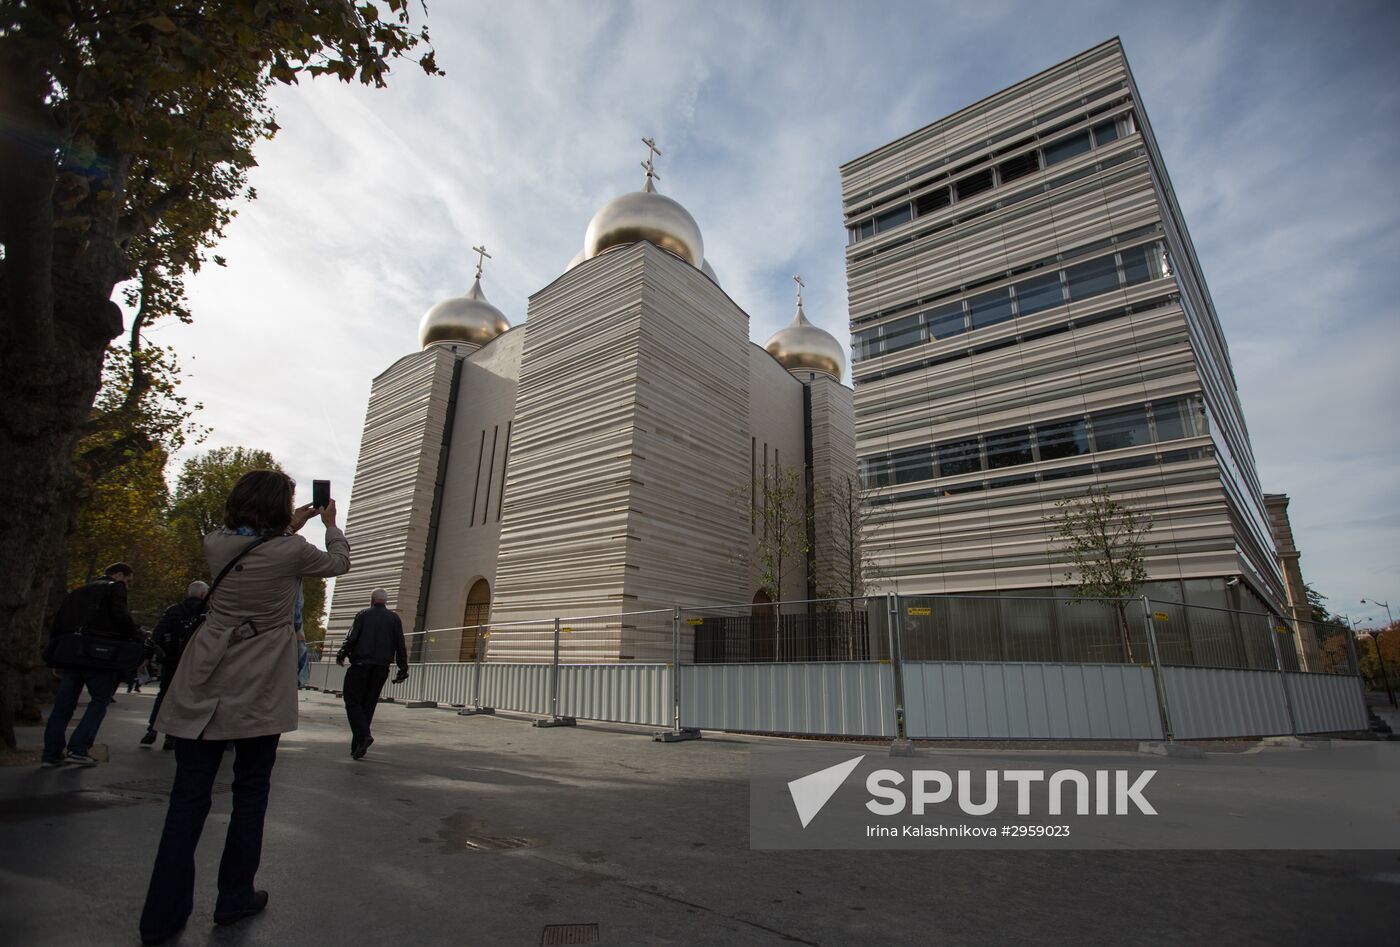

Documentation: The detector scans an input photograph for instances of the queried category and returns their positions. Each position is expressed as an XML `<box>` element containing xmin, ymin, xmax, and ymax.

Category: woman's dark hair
<box><xmin>223</xmin><ymin>470</ymin><xmax>295</xmax><ymax>534</ymax></box>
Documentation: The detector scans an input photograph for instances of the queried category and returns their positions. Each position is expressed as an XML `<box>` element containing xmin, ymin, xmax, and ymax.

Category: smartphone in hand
<box><xmin>312</xmin><ymin>480</ymin><xmax>331</xmax><ymax>510</ymax></box>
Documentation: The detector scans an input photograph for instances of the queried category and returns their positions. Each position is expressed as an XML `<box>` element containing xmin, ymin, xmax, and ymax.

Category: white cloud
<box><xmin>149</xmin><ymin>1</ymin><xmax>1399</xmax><ymax>620</ymax></box>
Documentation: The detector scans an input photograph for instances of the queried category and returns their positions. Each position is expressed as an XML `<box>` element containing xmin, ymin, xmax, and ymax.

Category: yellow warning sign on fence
<box><xmin>561</xmin><ymin>627</ymin><xmax>572</xmax><ymax>634</ymax></box>
<box><xmin>907</xmin><ymin>607</ymin><xmax>932</xmax><ymax>617</ymax></box>
<box><xmin>1275</xmin><ymin>626</ymin><xmax>1289</xmax><ymax>634</ymax></box>
<box><xmin>1153</xmin><ymin>612</ymin><xmax>1169</xmax><ymax>622</ymax></box>
<box><xmin>685</xmin><ymin>618</ymin><xmax>704</xmax><ymax>626</ymax></box>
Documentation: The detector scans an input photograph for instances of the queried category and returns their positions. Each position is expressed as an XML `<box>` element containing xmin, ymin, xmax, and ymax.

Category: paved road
<box><xmin>1</xmin><ymin>690</ymin><xmax>1397</xmax><ymax>946</ymax></box>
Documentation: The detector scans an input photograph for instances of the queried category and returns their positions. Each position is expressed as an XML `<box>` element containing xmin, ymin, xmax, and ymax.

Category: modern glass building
<box><xmin>839</xmin><ymin>39</ymin><xmax>1291</xmax><ymax>649</ymax></box>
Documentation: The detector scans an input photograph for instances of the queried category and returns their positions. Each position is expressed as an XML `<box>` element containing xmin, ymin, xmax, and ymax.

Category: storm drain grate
<box><xmin>540</xmin><ymin>923</ymin><xmax>600</xmax><ymax>946</ymax></box>
<box><xmin>104</xmin><ymin>778</ymin><xmax>232</xmax><ymax>796</ymax></box>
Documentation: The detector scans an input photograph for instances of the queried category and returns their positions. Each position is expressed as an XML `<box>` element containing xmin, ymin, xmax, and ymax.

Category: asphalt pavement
<box><xmin>1</xmin><ymin>688</ymin><xmax>1397</xmax><ymax>946</ymax></box>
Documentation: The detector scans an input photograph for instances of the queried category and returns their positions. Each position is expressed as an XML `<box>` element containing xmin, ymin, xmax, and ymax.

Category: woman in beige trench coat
<box><xmin>139</xmin><ymin>470</ymin><xmax>350</xmax><ymax>945</ymax></box>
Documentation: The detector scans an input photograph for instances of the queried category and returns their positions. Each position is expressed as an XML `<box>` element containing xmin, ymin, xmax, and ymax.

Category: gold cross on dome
<box><xmin>472</xmin><ymin>244</ymin><xmax>492</xmax><ymax>280</ymax></box>
<box><xmin>793</xmin><ymin>274</ymin><xmax>805</xmax><ymax>306</ymax></box>
<box><xmin>641</xmin><ymin>136</ymin><xmax>662</xmax><ymax>182</ymax></box>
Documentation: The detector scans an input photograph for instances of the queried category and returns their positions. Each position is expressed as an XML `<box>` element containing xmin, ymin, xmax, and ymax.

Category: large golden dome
<box><xmin>418</xmin><ymin>277</ymin><xmax>511</xmax><ymax>350</ymax></box>
<box><xmin>583</xmin><ymin>177</ymin><xmax>705</xmax><ymax>267</ymax></box>
<box><xmin>765</xmin><ymin>296</ymin><xmax>845</xmax><ymax>380</ymax></box>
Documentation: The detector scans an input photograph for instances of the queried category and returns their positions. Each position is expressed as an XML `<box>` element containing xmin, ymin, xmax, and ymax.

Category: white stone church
<box><xmin>327</xmin><ymin>146</ymin><xmax>857</xmax><ymax>662</ymax></box>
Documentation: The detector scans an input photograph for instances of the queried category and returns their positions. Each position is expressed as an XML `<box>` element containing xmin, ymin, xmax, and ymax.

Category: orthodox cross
<box><xmin>641</xmin><ymin>136</ymin><xmax>662</xmax><ymax>183</ymax></box>
<box><xmin>472</xmin><ymin>244</ymin><xmax>492</xmax><ymax>281</ymax></box>
<box><xmin>793</xmin><ymin>274</ymin><xmax>805</xmax><ymax>308</ymax></box>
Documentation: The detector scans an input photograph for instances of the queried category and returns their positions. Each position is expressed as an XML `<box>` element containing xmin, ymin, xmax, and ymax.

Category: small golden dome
<box><xmin>418</xmin><ymin>277</ymin><xmax>511</xmax><ymax>350</ymax></box>
<box><xmin>765</xmin><ymin>296</ymin><xmax>845</xmax><ymax>380</ymax></box>
<box><xmin>583</xmin><ymin>176</ymin><xmax>704</xmax><ymax>267</ymax></box>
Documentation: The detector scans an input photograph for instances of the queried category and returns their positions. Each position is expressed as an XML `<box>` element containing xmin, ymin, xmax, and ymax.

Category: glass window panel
<box><xmin>861</xmin><ymin>454</ymin><xmax>894</xmax><ymax>489</ymax></box>
<box><xmin>1064</xmin><ymin>254</ymin><xmax>1121</xmax><ymax>301</ymax></box>
<box><xmin>997</xmin><ymin>151</ymin><xmax>1040</xmax><ymax>184</ymax></box>
<box><xmin>875</xmin><ymin>203</ymin><xmax>912</xmax><ymax>233</ymax></box>
<box><xmin>988</xmin><ymin>472</ymin><xmax>1037</xmax><ymax>489</ymax></box>
<box><xmin>1042</xmin><ymin>130</ymin><xmax>1092</xmax><ymax>166</ymax></box>
<box><xmin>984</xmin><ymin>427</ymin><xmax>1033</xmax><ymax>469</ymax></box>
<box><xmin>937</xmin><ymin>438</ymin><xmax>984</xmax><ymax>477</ymax></box>
<box><xmin>926</xmin><ymin>302</ymin><xmax>967</xmax><ymax>340</ymax></box>
<box><xmin>1092</xmin><ymin>119</ymin><xmax>1120</xmax><ymax>146</ymax></box>
<box><xmin>1013</xmin><ymin>271</ymin><xmax>1065</xmax><ymax>316</ymax></box>
<box><xmin>852</xmin><ymin>328</ymin><xmax>879</xmax><ymax>362</ymax></box>
<box><xmin>955</xmin><ymin>168</ymin><xmax>995</xmax><ymax>201</ymax></box>
<box><xmin>881</xmin><ymin>313</ymin><xmax>923</xmax><ymax>354</ymax></box>
<box><xmin>1092</xmin><ymin>405</ymin><xmax>1152</xmax><ymax>452</ymax></box>
<box><xmin>915</xmin><ymin>187</ymin><xmax>951</xmax><ymax>216</ymax></box>
<box><xmin>1039</xmin><ymin>464</ymin><xmax>1093</xmax><ymax>482</ymax></box>
<box><xmin>1035</xmin><ymin>417</ymin><xmax>1090</xmax><ymax>461</ymax></box>
<box><xmin>1097</xmin><ymin>455</ymin><xmax>1155</xmax><ymax>473</ymax></box>
<box><xmin>891</xmin><ymin>446</ymin><xmax>935</xmax><ymax>485</ymax></box>
<box><xmin>1151</xmin><ymin>400</ymin><xmax>1187</xmax><ymax>442</ymax></box>
<box><xmin>1120</xmin><ymin>244</ymin><xmax>1153</xmax><ymax>286</ymax></box>
<box><xmin>967</xmin><ymin>288</ymin><xmax>1014</xmax><ymax>329</ymax></box>
<box><xmin>943</xmin><ymin>480</ymin><xmax>985</xmax><ymax>496</ymax></box>
<box><xmin>859</xmin><ymin>219</ymin><xmax>875</xmax><ymax>240</ymax></box>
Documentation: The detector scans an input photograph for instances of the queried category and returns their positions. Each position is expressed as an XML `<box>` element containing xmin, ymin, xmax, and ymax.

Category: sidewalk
<box><xmin>2</xmin><ymin>690</ymin><xmax>1397</xmax><ymax>946</ymax></box>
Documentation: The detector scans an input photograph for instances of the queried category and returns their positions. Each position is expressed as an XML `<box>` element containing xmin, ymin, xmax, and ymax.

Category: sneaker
<box><xmin>40</xmin><ymin>758</ymin><xmax>65</xmax><ymax>768</ymax></box>
<box><xmin>351</xmin><ymin>740</ymin><xmax>366</xmax><ymax>760</ymax></box>
<box><xmin>140</xmin><ymin>730</ymin><xmax>158</xmax><ymax>746</ymax></box>
<box><xmin>66</xmin><ymin>751</ymin><xmax>98</xmax><ymax>766</ymax></box>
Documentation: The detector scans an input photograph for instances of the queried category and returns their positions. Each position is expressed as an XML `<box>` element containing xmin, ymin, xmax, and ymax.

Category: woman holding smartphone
<box><xmin>139</xmin><ymin>470</ymin><xmax>350</xmax><ymax>945</ymax></box>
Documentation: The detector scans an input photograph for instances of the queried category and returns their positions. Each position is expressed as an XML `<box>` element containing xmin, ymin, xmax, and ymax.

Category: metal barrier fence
<box><xmin>309</xmin><ymin>593</ymin><xmax>1368</xmax><ymax>740</ymax></box>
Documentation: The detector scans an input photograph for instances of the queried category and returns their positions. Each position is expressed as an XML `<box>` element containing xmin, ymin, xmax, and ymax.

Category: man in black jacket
<box><xmin>336</xmin><ymin>588</ymin><xmax>408</xmax><ymax>760</ymax></box>
<box><xmin>42</xmin><ymin>563</ymin><xmax>142</xmax><ymax>767</ymax></box>
<box><xmin>140</xmin><ymin>580</ymin><xmax>209</xmax><ymax>750</ymax></box>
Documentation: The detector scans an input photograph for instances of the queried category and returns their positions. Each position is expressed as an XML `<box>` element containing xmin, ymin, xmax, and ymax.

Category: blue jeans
<box><xmin>43</xmin><ymin>668</ymin><xmax>119</xmax><ymax>761</ymax></box>
<box><xmin>139</xmin><ymin>734</ymin><xmax>280</xmax><ymax>939</ymax></box>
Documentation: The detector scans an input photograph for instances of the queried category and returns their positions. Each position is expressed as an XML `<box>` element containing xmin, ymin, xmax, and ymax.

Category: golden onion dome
<box><xmin>765</xmin><ymin>296</ymin><xmax>845</xmax><ymax>380</ymax></box>
<box><xmin>418</xmin><ymin>277</ymin><xmax>511</xmax><ymax>350</ymax></box>
<box><xmin>583</xmin><ymin>176</ymin><xmax>704</xmax><ymax>267</ymax></box>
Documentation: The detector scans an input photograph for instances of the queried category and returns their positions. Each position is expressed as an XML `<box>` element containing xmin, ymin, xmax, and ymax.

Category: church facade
<box><xmin>327</xmin><ymin>158</ymin><xmax>857</xmax><ymax>663</ymax></box>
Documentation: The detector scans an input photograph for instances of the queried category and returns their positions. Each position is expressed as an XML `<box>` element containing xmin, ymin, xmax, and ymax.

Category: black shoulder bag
<box><xmin>43</xmin><ymin>581</ymin><xmax>147</xmax><ymax>673</ymax></box>
<box><xmin>181</xmin><ymin>534</ymin><xmax>276</xmax><ymax>642</ymax></box>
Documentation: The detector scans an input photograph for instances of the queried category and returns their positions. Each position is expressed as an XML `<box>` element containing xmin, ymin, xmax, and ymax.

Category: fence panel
<box><xmin>680</xmin><ymin>662</ymin><xmax>895</xmax><ymax>736</ymax></box>
<box><xmin>902</xmin><ymin>662</ymin><xmax>1162</xmax><ymax>739</ymax></box>
<box><xmin>478</xmin><ymin>663</ymin><xmax>553</xmax><ymax>716</ymax></box>
<box><xmin>557</xmin><ymin>664</ymin><xmax>671</xmax><ymax>726</ymax></box>
<box><xmin>1162</xmin><ymin>667</ymin><xmax>1293</xmax><ymax>738</ymax></box>
<box><xmin>1283</xmin><ymin>672</ymin><xmax>1368</xmax><ymax>734</ymax></box>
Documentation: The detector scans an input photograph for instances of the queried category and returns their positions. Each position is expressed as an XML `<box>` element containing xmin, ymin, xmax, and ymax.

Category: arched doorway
<box><xmin>460</xmin><ymin>579</ymin><xmax>491</xmax><ymax>662</ymax></box>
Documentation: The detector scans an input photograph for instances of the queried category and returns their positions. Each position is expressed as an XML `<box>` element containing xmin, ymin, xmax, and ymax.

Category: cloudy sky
<box><xmin>150</xmin><ymin>0</ymin><xmax>1399</xmax><ymax>626</ymax></box>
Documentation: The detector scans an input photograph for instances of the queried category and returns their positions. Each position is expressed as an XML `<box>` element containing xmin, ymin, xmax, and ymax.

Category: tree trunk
<box><xmin>1115</xmin><ymin>601</ymin><xmax>1137</xmax><ymax>664</ymax></box>
<box><xmin>0</xmin><ymin>335</ymin><xmax>115</xmax><ymax>748</ymax></box>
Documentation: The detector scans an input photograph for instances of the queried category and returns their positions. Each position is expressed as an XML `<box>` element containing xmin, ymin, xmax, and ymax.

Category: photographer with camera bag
<box><xmin>41</xmin><ymin>562</ymin><xmax>143</xmax><ymax>767</ymax></box>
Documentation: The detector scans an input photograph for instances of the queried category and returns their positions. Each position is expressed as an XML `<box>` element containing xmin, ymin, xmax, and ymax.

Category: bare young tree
<box><xmin>731</xmin><ymin>461</ymin><xmax>808</xmax><ymax>660</ymax></box>
<box><xmin>815</xmin><ymin>474</ymin><xmax>887</xmax><ymax>658</ymax></box>
<box><xmin>1047</xmin><ymin>485</ymin><xmax>1154</xmax><ymax>662</ymax></box>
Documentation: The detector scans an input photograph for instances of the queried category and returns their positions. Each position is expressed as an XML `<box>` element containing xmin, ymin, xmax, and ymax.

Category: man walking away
<box><xmin>336</xmin><ymin>588</ymin><xmax>408</xmax><ymax>760</ymax></box>
<box><xmin>142</xmin><ymin>581</ymin><xmax>209</xmax><ymax>750</ymax></box>
<box><xmin>42</xmin><ymin>563</ymin><xmax>142</xmax><ymax>766</ymax></box>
